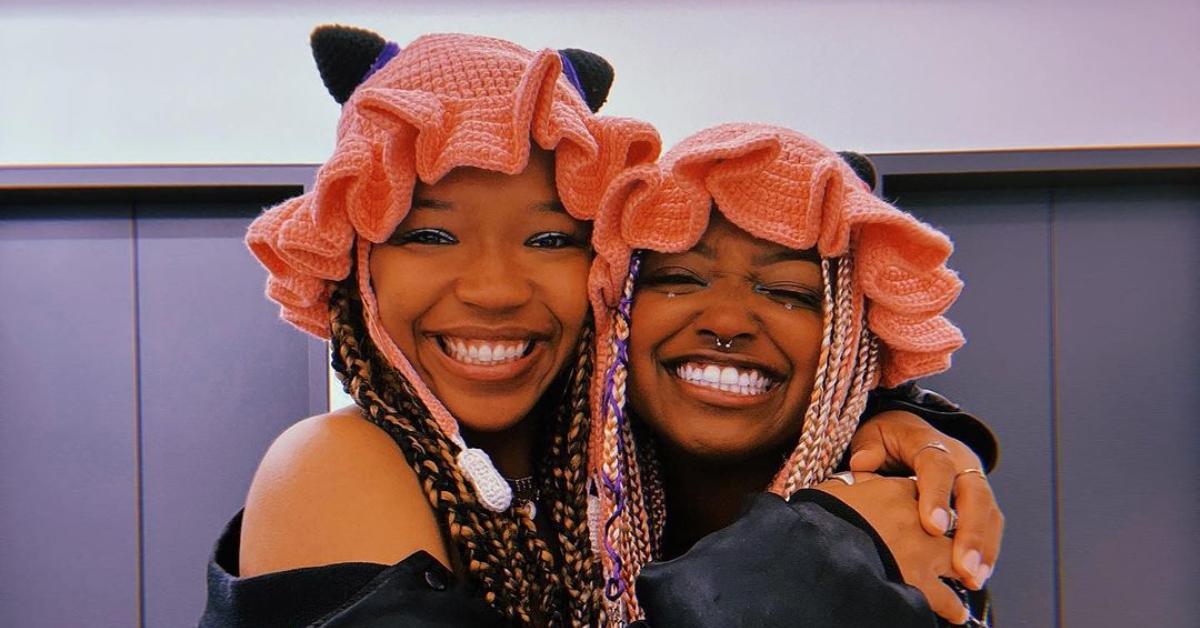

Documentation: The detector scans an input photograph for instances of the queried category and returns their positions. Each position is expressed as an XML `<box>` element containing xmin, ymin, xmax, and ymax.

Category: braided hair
<box><xmin>328</xmin><ymin>280</ymin><xmax>599</xmax><ymax>626</ymax></box>
<box><xmin>596</xmin><ymin>249</ymin><xmax>880</xmax><ymax>625</ymax></box>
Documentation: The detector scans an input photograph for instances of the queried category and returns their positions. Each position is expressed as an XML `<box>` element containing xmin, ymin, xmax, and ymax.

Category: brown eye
<box><xmin>387</xmin><ymin>228</ymin><xmax>458</xmax><ymax>246</ymax></box>
<box><xmin>526</xmin><ymin>232</ymin><xmax>582</xmax><ymax>249</ymax></box>
<box><xmin>752</xmin><ymin>283</ymin><xmax>821</xmax><ymax>310</ymax></box>
<box><xmin>639</xmin><ymin>267</ymin><xmax>707</xmax><ymax>294</ymax></box>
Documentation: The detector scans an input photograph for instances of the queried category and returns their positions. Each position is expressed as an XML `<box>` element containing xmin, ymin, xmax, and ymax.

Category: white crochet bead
<box><xmin>457</xmin><ymin>447</ymin><xmax>512</xmax><ymax>512</ymax></box>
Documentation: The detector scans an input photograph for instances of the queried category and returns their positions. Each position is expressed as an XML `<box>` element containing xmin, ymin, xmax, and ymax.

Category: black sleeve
<box><xmin>199</xmin><ymin>511</ymin><xmax>508</xmax><ymax>628</ymax></box>
<box><xmin>864</xmin><ymin>382</ymin><xmax>1000</xmax><ymax>472</ymax></box>
<box><xmin>633</xmin><ymin>492</ymin><xmax>938</xmax><ymax>628</ymax></box>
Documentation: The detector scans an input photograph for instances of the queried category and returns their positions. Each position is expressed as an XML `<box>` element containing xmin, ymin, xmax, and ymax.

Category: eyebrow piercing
<box><xmin>667</xmin><ymin>292</ymin><xmax>677</xmax><ymax>299</ymax></box>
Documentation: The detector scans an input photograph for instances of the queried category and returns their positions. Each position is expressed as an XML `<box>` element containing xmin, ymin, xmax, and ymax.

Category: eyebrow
<box><xmin>412</xmin><ymin>198</ymin><xmax>454</xmax><ymax>210</ymax></box>
<box><xmin>753</xmin><ymin>248</ymin><xmax>821</xmax><ymax>266</ymax></box>
<box><xmin>534</xmin><ymin>200</ymin><xmax>568</xmax><ymax>214</ymax></box>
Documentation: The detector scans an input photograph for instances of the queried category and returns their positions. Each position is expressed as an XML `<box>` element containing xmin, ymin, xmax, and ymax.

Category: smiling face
<box><xmin>627</xmin><ymin>213</ymin><xmax>825</xmax><ymax>462</ymax></box>
<box><xmin>369</xmin><ymin>148</ymin><xmax>592</xmax><ymax>433</ymax></box>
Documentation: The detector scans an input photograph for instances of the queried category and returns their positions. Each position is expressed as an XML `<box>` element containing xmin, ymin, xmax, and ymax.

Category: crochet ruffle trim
<box><xmin>589</xmin><ymin>123</ymin><xmax>964</xmax><ymax>388</ymax></box>
<box><xmin>246</xmin><ymin>35</ymin><xmax>658</xmax><ymax>339</ymax></box>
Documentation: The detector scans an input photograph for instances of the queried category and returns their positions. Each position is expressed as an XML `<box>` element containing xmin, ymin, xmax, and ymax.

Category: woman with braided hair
<box><xmin>201</xmin><ymin>26</ymin><xmax>658</xmax><ymax>627</ymax></box>
<box><xmin>589</xmin><ymin>124</ymin><xmax>1002</xmax><ymax>626</ymax></box>
<box><xmin>201</xmin><ymin>26</ymin><xmax>1000</xmax><ymax>628</ymax></box>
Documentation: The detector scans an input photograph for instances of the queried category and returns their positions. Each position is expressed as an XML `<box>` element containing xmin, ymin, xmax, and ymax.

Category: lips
<box><xmin>673</xmin><ymin>361</ymin><xmax>776</xmax><ymax>396</ymax></box>
<box><xmin>438</xmin><ymin>336</ymin><xmax>533</xmax><ymax>366</ymax></box>
<box><xmin>423</xmin><ymin>327</ymin><xmax>547</xmax><ymax>384</ymax></box>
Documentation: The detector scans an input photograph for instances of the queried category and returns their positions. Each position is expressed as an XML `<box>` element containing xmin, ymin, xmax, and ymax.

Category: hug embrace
<box><xmin>201</xmin><ymin>26</ymin><xmax>1003</xmax><ymax>628</ymax></box>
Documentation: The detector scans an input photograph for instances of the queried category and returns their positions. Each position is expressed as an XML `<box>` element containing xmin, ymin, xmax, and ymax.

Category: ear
<box><xmin>558</xmin><ymin>48</ymin><xmax>615</xmax><ymax>112</ymax></box>
<box><xmin>838</xmin><ymin>151</ymin><xmax>878</xmax><ymax>192</ymax></box>
<box><xmin>310</xmin><ymin>24</ymin><xmax>388</xmax><ymax>104</ymax></box>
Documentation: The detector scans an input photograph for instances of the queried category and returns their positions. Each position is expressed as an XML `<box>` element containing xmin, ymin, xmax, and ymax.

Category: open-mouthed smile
<box><xmin>673</xmin><ymin>361</ymin><xmax>777</xmax><ymax>396</ymax></box>
<box><xmin>437</xmin><ymin>336</ymin><xmax>533</xmax><ymax>366</ymax></box>
<box><xmin>426</xmin><ymin>330</ymin><xmax>546</xmax><ymax>383</ymax></box>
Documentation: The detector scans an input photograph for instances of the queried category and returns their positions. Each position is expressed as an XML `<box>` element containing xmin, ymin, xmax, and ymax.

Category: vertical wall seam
<box><xmin>1047</xmin><ymin>188</ymin><xmax>1064</xmax><ymax>628</ymax></box>
<box><xmin>130</xmin><ymin>201</ymin><xmax>147</xmax><ymax>628</ymax></box>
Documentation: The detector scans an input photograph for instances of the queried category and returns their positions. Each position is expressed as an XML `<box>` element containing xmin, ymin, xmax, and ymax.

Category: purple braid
<box><xmin>600</xmin><ymin>251</ymin><xmax>642</xmax><ymax>601</ymax></box>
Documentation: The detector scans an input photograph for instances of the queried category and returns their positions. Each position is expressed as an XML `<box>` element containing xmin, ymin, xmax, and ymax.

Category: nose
<box><xmin>452</xmin><ymin>244</ymin><xmax>535</xmax><ymax>312</ymax></box>
<box><xmin>692</xmin><ymin>280</ymin><xmax>759</xmax><ymax>350</ymax></box>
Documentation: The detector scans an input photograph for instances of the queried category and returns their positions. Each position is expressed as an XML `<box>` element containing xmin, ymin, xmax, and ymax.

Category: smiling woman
<box><xmin>629</xmin><ymin>216</ymin><xmax>826</xmax><ymax>461</ymax></box>
<box><xmin>200</xmin><ymin>27</ymin><xmax>660</xmax><ymax>627</ymax></box>
<box><xmin>369</xmin><ymin>149</ymin><xmax>593</xmax><ymax>473</ymax></box>
<box><xmin>589</xmin><ymin>123</ymin><xmax>999</xmax><ymax>626</ymax></box>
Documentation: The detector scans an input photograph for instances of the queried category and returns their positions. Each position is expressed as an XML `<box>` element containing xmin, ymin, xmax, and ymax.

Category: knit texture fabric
<box><xmin>246</xmin><ymin>32</ymin><xmax>660</xmax><ymax>439</ymax></box>
<box><xmin>589</xmin><ymin>123</ymin><xmax>964</xmax><ymax>393</ymax></box>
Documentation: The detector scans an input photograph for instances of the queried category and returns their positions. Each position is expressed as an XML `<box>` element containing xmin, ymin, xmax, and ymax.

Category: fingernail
<box><xmin>931</xmin><ymin>508</ymin><xmax>950</xmax><ymax>533</ymax></box>
<box><xmin>849</xmin><ymin>451</ymin><xmax>866</xmax><ymax>467</ymax></box>
<box><xmin>975</xmin><ymin>563</ymin><xmax>992</xmax><ymax>587</ymax></box>
<box><xmin>963</xmin><ymin>549</ymin><xmax>981</xmax><ymax>575</ymax></box>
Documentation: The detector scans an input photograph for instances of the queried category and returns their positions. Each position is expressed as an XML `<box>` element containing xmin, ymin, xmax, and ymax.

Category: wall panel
<box><xmin>890</xmin><ymin>187</ymin><xmax>1058</xmax><ymax>627</ymax></box>
<box><xmin>1052</xmin><ymin>183</ymin><xmax>1200</xmax><ymax>626</ymax></box>
<box><xmin>0</xmin><ymin>203</ymin><xmax>139</xmax><ymax>627</ymax></box>
<box><xmin>135</xmin><ymin>200</ymin><xmax>313</xmax><ymax>627</ymax></box>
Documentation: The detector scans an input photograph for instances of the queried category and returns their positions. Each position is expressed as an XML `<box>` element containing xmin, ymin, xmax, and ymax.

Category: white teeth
<box><xmin>720</xmin><ymin>367</ymin><xmax>739</xmax><ymax>385</ymax></box>
<box><xmin>674</xmin><ymin>361</ymin><xmax>773</xmax><ymax>396</ymax></box>
<box><xmin>442</xmin><ymin>337</ymin><xmax>531</xmax><ymax>366</ymax></box>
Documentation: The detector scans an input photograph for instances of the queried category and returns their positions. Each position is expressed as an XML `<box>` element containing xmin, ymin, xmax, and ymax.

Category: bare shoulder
<box><xmin>239</xmin><ymin>406</ymin><xmax>448</xmax><ymax>577</ymax></box>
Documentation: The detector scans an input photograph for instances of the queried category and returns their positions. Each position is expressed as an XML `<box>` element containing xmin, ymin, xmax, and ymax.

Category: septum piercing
<box><xmin>714</xmin><ymin>336</ymin><xmax>734</xmax><ymax>350</ymax></box>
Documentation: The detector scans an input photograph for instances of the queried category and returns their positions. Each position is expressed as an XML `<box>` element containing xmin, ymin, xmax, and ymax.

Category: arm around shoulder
<box><xmin>239</xmin><ymin>408</ymin><xmax>449</xmax><ymax>577</ymax></box>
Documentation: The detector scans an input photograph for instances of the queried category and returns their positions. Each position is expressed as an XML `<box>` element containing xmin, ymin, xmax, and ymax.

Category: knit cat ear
<box><xmin>310</xmin><ymin>24</ymin><xmax>398</xmax><ymax>104</ymax></box>
<box><xmin>838</xmin><ymin>151</ymin><xmax>878</xmax><ymax>192</ymax></box>
<box><xmin>558</xmin><ymin>48</ymin><xmax>615</xmax><ymax>112</ymax></box>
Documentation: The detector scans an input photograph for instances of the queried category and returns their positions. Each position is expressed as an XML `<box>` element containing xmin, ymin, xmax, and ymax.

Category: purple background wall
<box><xmin>1</xmin><ymin>163</ymin><xmax>1197</xmax><ymax>627</ymax></box>
<box><xmin>0</xmin><ymin>189</ymin><xmax>317</xmax><ymax>627</ymax></box>
<box><xmin>896</xmin><ymin>176</ymin><xmax>1200</xmax><ymax>627</ymax></box>
<box><xmin>1</xmin><ymin>203</ymin><xmax>140</xmax><ymax>627</ymax></box>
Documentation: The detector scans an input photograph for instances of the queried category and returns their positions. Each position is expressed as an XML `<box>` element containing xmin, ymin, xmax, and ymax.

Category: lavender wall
<box><xmin>0</xmin><ymin>203</ymin><xmax>140</xmax><ymax>627</ymax></box>
<box><xmin>2</xmin><ymin>164</ymin><xmax>1196</xmax><ymax>626</ymax></box>
<box><xmin>0</xmin><ymin>189</ymin><xmax>316</xmax><ymax>627</ymax></box>
<box><xmin>893</xmin><ymin>177</ymin><xmax>1200</xmax><ymax>626</ymax></box>
<box><xmin>134</xmin><ymin>201</ymin><xmax>312</xmax><ymax>627</ymax></box>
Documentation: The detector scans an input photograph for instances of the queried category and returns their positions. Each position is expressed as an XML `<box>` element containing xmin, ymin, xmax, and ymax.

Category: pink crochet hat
<box><xmin>245</xmin><ymin>28</ymin><xmax>659</xmax><ymax>510</ymax></box>
<box><xmin>590</xmin><ymin>122</ymin><xmax>964</xmax><ymax>389</ymax></box>
<box><xmin>587</xmin><ymin>124</ymin><xmax>965</xmax><ymax>616</ymax></box>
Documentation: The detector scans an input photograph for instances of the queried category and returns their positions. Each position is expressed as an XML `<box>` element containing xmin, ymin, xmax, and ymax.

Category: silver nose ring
<box><xmin>714</xmin><ymin>337</ymin><xmax>734</xmax><ymax>351</ymax></box>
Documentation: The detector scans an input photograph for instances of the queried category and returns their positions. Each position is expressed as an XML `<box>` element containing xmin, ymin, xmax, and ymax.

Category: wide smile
<box><xmin>664</xmin><ymin>354</ymin><xmax>784</xmax><ymax>408</ymax></box>
<box><xmin>428</xmin><ymin>332</ymin><xmax>544</xmax><ymax>383</ymax></box>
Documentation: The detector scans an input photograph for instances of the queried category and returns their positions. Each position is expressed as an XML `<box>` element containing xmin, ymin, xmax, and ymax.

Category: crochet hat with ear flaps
<box><xmin>590</xmin><ymin>122</ymin><xmax>963</xmax><ymax>392</ymax></box>
<box><xmin>246</xmin><ymin>27</ymin><xmax>660</xmax><ymax>510</ymax></box>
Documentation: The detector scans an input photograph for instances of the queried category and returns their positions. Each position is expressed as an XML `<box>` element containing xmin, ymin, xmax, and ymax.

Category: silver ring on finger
<box><xmin>943</xmin><ymin>508</ymin><xmax>959</xmax><ymax>538</ymax></box>
<box><xmin>830</xmin><ymin>471</ymin><xmax>855</xmax><ymax>486</ymax></box>
<box><xmin>916</xmin><ymin>440</ymin><xmax>951</xmax><ymax>458</ymax></box>
<box><xmin>955</xmin><ymin>468</ymin><xmax>987</xmax><ymax>482</ymax></box>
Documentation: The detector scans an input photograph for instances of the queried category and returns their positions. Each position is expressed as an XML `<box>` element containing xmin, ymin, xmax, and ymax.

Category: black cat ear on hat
<box><xmin>838</xmin><ymin>151</ymin><xmax>879</xmax><ymax>192</ymax></box>
<box><xmin>557</xmin><ymin>48</ymin><xmax>615</xmax><ymax>112</ymax></box>
<box><xmin>310</xmin><ymin>25</ymin><xmax>617</xmax><ymax>113</ymax></box>
<box><xmin>310</xmin><ymin>24</ymin><xmax>400</xmax><ymax>104</ymax></box>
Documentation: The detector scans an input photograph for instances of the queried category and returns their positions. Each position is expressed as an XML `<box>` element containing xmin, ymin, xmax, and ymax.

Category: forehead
<box><xmin>647</xmin><ymin>211</ymin><xmax>819</xmax><ymax>264</ymax></box>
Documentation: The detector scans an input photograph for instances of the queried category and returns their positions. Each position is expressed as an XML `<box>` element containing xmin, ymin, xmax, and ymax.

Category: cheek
<box><xmin>625</xmin><ymin>295</ymin><xmax>684</xmax><ymax>418</ymax></box>
<box><xmin>369</xmin><ymin>248</ymin><xmax>436</xmax><ymax>347</ymax></box>
<box><xmin>539</xmin><ymin>255</ymin><xmax>592</xmax><ymax>340</ymax></box>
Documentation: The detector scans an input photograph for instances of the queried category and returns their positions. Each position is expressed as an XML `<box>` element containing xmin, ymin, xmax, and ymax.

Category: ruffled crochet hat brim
<box><xmin>247</xmin><ymin>33</ymin><xmax>660</xmax><ymax>443</ymax></box>
<box><xmin>589</xmin><ymin>123</ymin><xmax>964</xmax><ymax>390</ymax></box>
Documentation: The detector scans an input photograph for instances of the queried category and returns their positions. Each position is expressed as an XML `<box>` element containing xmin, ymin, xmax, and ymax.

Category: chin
<box><xmin>447</xmin><ymin>396</ymin><xmax>536</xmax><ymax>434</ymax></box>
